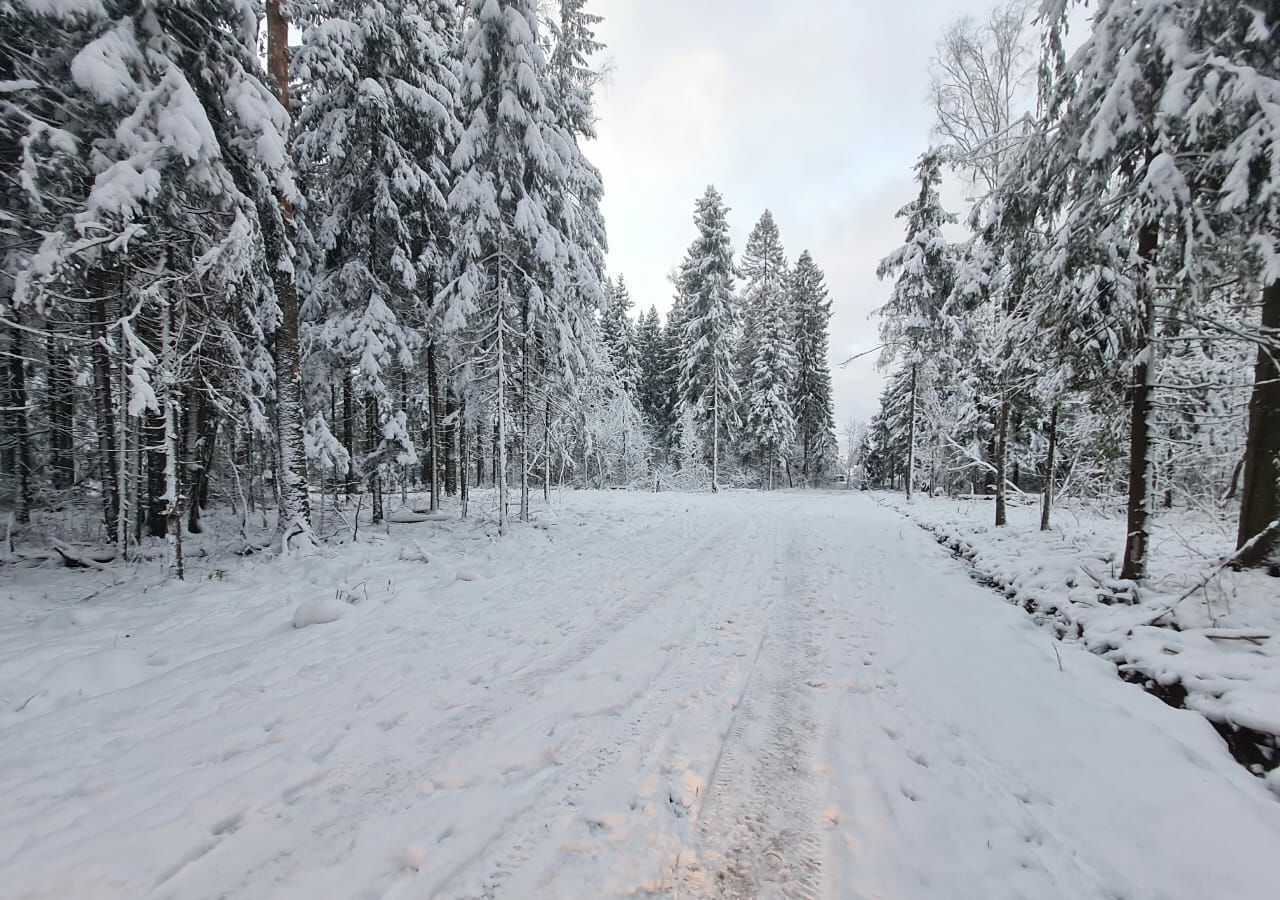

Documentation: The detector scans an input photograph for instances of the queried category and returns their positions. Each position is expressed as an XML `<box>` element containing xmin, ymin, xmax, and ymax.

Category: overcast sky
<box><xmin>584</xmin><ymin>0</ymin><xmax>1001</xmax><ymax>440</ymax></box>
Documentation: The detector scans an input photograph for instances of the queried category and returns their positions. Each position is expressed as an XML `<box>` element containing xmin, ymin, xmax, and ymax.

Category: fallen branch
<box><xmin>51</xmin><ymin>540</ymin><xmax>113</xmax><ymax>570</ymax></box>
<box><xmin>1140</xmin><ymin>520</ymin><xmax>1280</xmax><ymax>627</ymax></box>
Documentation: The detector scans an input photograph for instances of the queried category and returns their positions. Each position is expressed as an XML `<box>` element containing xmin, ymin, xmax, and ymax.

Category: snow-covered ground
<box><xmin>2</xmin><ymin>490</ymin><xmax>1279</xmax><ymax>899</ymax></box>
<box><xmin>878</xmin><ymin>491</ymin><xmax>1280</xmax><ymax>778</ymax></box>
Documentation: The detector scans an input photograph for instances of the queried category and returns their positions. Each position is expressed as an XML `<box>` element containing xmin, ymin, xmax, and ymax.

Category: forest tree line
<box><xmin>0</xmin><ymin>0</ymin><xmax>837</xmax><ymax>573</ymax></box>
<box><xmin>864</xmin><ymin>0</ymin><xmax>1280</xmax><ymax>577</ymax></box>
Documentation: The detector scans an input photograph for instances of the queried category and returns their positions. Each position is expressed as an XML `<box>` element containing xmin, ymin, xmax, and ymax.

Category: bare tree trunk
<box><xmin>905</xmin><ymin>362</ymin><xmax>917</xmax><ymax>500</ymax></box>
<box><xmin>342</xmin><ymin>369</ymin><xmax>355</xmax><ymax>496</ymax></box>
<box><xmin>116</xmin><ymin>344</ymin><xmax>130</xmax><ymax>555</ymax></box>
<box><xmin>91</xmin><ymin>291</ymin><xmax>120</xmax><ymax>534</ymax></box>
<box><xmin>711</xmin><ymin>358</ymin><xmax>720</xmax><ymax>493</ymax></box>
<box><xmin>1237</xmin><ymin>276</ymin><xmax>1280</xmax><ymax>565</ymax></box>
<box><xmin>495</xmin><ymin>297</ymin><xmax>509</xmax><ymax>535</ymax></box>
<box><xmin>492</xmin><ymin>417</ymin><xmax>500</xmax><ymax>487</ymax></box>
<box><xmin>160</xmin><ymin>296</ymin><xmax>184</xmax><ymax>579</ymax></box>
<box><xmin>47</xmin><ymin>333</ymin><xmax>75</xmax><ymax>490</ymax></box>
<box><xmin>445</xmin><ymin>394</ymin><xmax>459</xmax><ymax>497</ymax></box>
<box><xmin>1040</xmin><ymin>402</ymin><xmax>1058</xmax><ymax>532</ymax></box>
<box><xmin>1223</xmin><ymin>455</ymin><xmax>1244</xmax><ymax>503</ymax></box>
<box><xmin>145</xmin><ymin>406</ymin><xmax>167</xmax><ymax>538</ymax></box>
<box><xmin>427</xmin><ymin>343</ymin><xmax>441</xmax><ymax>511</ymax></box>
<box><xmin>994</xmin><ymin>392</ymin><xmax>1010</xmax><ymax>526</ymax></box>
<box><xmin>519</xmin><ymin>305</ymin><xmax>530</xmax><ymax>521</ymax></box>
<box><xmin>366</xmin><ymin>401</ymin><xmax>383</xmax><ymax>524</ymax></box>
<box><xmin>187</xmin><ymin>395</ymin><xmax>218</xmax><ymax>534</ymax></box>
<box><xmin>4</xmin><ymin>324</ymin><xmax>31</xmax><ymax>524</ymax></box>
<box><xmin>1121</xmin><ymin>222</ymin><xmax>1159</xmax><ymax>582</ymax></box>
<box><xmin>266</xmin><ymin>0</ymin><xmax>310</xmax><ymax>538</ymax></box>
<box><xmin>460</xmin><ymin>400</ymin><xmax>469</xmax><ymax>519</ymax></box>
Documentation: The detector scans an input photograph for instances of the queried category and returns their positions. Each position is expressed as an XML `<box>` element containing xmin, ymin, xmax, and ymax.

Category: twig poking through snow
<box><xmin>1140</xmin><ymin>520</ymin><xmax>1280</xmax><ymax>628</ymax></box>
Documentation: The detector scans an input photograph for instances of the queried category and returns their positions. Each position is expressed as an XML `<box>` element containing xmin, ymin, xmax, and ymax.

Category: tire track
<box><xmin>418</xmin><ymin>514</ymin><xmax>775</xmax><ymax>899</ymax></box>
<box><xmin>685</xmin><ymin>524</ymin><xmax>827</xmax><ymax>900</ymax></box>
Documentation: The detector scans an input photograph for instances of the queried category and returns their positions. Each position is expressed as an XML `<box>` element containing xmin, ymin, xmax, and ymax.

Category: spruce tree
<box><xmin>745</xmin><ymin>291</ymin><xmax>797</xmax><ymax>489</ymax></box>
<box><xmin>600</xmin><ymin>276</ymin><xmax>639</xmax><ymax>397</ymax></box>
<box><xmin>293</xmin><ymin>0</ymin><xmax>461</xmax><ymax>521</ymax></box>
<box><xmin>677</xmin><ymin>186</ymin><xmax>740</xmax><ymax>491</ymax></box>
<box><xmin>790</xmin><ymin>251</ymin><xmax>836</xmax><ymax>485</ymax></box>
<box><xmin>634</xmin><ymin>305</ymin><xmax>669</xmax><ymax>446</ymax></box>
<box><xmin>443</xmin><ymin>0</ymin><xmax>570</xmax><ymax>533</ymax></box>
<box><xmin>876</xmin><ymin>152</ymin><xmax>956</xmax><ymax>498</ymax></box>
<box><xmin>739</xmin><ymin>212</ymin><xmax>796</xmax><ymax>486</ymax></box>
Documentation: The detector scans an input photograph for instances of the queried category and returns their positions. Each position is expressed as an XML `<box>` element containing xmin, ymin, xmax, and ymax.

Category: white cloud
<box><xmin>586</xmin><ymin>0</ymin><xmax>1003</xmax><ymax>433</ymax></box>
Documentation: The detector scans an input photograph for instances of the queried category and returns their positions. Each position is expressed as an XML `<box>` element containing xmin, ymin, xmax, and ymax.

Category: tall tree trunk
<box><xmin>460</xmin><ymin>400</ymin><xmax>469</xmax><ymax>519</ymax></box>
<box><xmin>47</xmin><ymin>334</ymin><xmax>75</xmax><ymax>490</ymax></box>
<box><xmin>905</xmin><ymin>362</ymin><xmax>917</xmax><ymax>501</ymax></box>
<box><xmin>476</xmin><ymin>419</ymin><xmax>484</xmax><ymax>487</ymax></box>
<box><xmin>91</xmin><ymin>291</ymin><xmax>120</xmax><ymax>533</ymax></box>
<box><xmin>145</xmin><ymin>407</ymin><xmax>167</xmax><ymax>538</ymax></box>
<box><xmin>187</xmin><ymin>394</ymin><xmax>218</xmax><ymax>534</ymax></box>
<box><xmin>543</xmin><ymin>395</ymin><xmax>551</xmax><ymax>502</ymax></box>
<box><xmin>366</xmin><ymin>401</ymin><xmax>383</xmax><ymax>524</ymax></box>
<box><xmin>445</xmin><ymin>395</ymin><xmax>459</xmax><ymax>497</ymax></box>
<box><xmin>710</xmin><ymin>357</ymin><xmax>720</xmax><ymax>493</ymax></box>
<box><xmin>1237</xmin><ymin>276</ymin><xmax>1280</xmax><ymax>565</ymax></box>
<box><xmin>495</xmin><ymin>295</ymin><xmax>509</xmax><ymax>535</ymax></box>
<box><xmin>116</xmin><ymin>344</ymin><xmax>131</xmax><ymax>554</ymax></box>
<box><xmin>1041</xmin><ymin>402</ymin><xmax>1058</xmax><ymax>532</ymax></box>
<box><xmin>427</xmin><ymin>343</ymin><xmax>441</xmax><ymax>511</ymax></box>
<box><xmin>342</xmin><ymin>368</ymin><xmax>355</xmax><ymax>496</ymax></box>
<box><xmin>994</xmin><ymin>393</ymin><xmax>1010</xmax><ymax>526</ymax></box>
<box><xmin>519</xmin><ymin>305</ymin><xmax>530</xmax><ymax>521</ymax></box>
<box><xmin>5</xmin><ymin>324</ymin><xmax>32</xmax><ymax>524</ymax></box>
<box><xmin>266</xmin><ymin>0</ymin><xmax>309</xmax><ymax>538</ymax></box>
<box><xmin>492</xmin><ymin>417</ymin><xmax>499</xmax><ymax>489</ymax></box>
<box><xmin>160</xmin><ymin>296</ymin><xmax>184</xmax><ymax>579</ymax></box>
<box><xmin>1121</xmin><ymin>222</ymin><xmax>1159</xmax><ymax>582</ymax></box>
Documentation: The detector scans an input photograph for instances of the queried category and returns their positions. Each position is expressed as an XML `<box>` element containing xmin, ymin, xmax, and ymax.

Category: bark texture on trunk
<box><xmin>1121</xmin><ymin>222</ymin><xmax>1159</xmax><ymax>582</ymax></box>
<box><xmin>1237</xmin><ymin>277</ymin><xmax>1280</xmax><ymax>565</ymax></box>
<box><xmin>4</xmin><ymin>324</ymin><xmax>32</xmax><ymax>524</ymax></box>
<box><xmin>427</xmin><ymin>344</ymin><xmax>441</xmax><ymax>510</ymax></box>
<box><xmin>1041</xmin><ymin>403</ymin><xmax>1058</xmax><ymax>532</ymax></box>
<box><xmin>92</xmin><ymin>291</ymin><xmax>120</xmax><ymax>532</ymax></box>
<box><xmin>905</xmin><ymin>362</ymin><xmax>917</xmax><ymax>501</ymax></box>
<box><xmin>266</xmin><ymin>0</ymin><xmax>310</xmax><ymax>537</ymax></box>
<box><xmin>48</xmin><ymin>334</ymin><xmax>75</xmax><ymax>489</ymax></box>
<box><xmin>995</xmin><ymin>394</ymin><xmax>1010</xmax><ymax>526</ymax></box>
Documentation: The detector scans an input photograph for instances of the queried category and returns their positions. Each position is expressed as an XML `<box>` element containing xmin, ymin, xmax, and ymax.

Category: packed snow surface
<box><xmin>2</xmin><ymin>491</ymin><xmax>1279</xmax><ymax>899</ymax></box>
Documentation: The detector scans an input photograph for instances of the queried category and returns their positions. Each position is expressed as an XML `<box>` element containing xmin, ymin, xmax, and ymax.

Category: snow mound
<box><xmin>10</xmin><ymin>648</ymin><xmax>157</xmax><ymax>718</ymax></box>
<box><xmin>292</xmin><ymin>596</ymin><xmax>346</xmax><ymax>629</ymax></box>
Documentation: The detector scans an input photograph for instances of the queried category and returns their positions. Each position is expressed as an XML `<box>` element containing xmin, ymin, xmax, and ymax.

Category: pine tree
<box><xmin>266</xmin><ymin>0</ymin><xmax>312</xmax><ymax>542</ymax></box>
<box><xmin>293</xmin><ymin>0</ymin><xmax>461</xmax><ymax>521</ymax></box>
<box><xmin>876</xmin><ymin>152</ymin><xmax>956</xmax><ymax>498</ymax></box>
<box><xmin>738</xmin><ymin>210</ymin><xmax>792</xmax><ymax>475</ymax></box>
<box><xmin>738</xmin><ymin>214</ymin><xmax>788</xmax><ymax>404</ymax></box>
<box><xmin>1025</xmin><ymin>0</ymin><xmax>1222</xmax><ymax>579</ymax></box>
<box><xmin>744</xmin><ymin>290</ymin><xmax>797</xmax><ymax>489</ymax></box>
<box><xmin>634</xmin><ymin>305</ymin><xmax>669</xmax><ymax>445</ymax></box>
<box><xmin>600</xmin><ymin>276</ymin><xmax>639</xmax><ymax>397</ymax></box>
<box><xmin>791</xmin><ymin>251</ymin><xmax>837</xmax><ymax>485</ymax></box>
<box><xmin>443</xmin><ymin>0</ymin><xmax>570</xmax><ymax>533</ymax></box>
<box><xmin>8</xmin><ymin>0</ymin><xmax>305</xmax><ymax>566</ymax></box>
<box><xmin>677</xmin><ymin>186</ymin><xmax>740</xmax><ymax>491</ymax></box>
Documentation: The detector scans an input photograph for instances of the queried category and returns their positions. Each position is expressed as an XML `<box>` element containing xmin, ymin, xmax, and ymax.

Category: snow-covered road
<box><xmin>3</xmin><ymin>491</ymin><xmax>1279</xmax><ymax>899</ymax></box>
